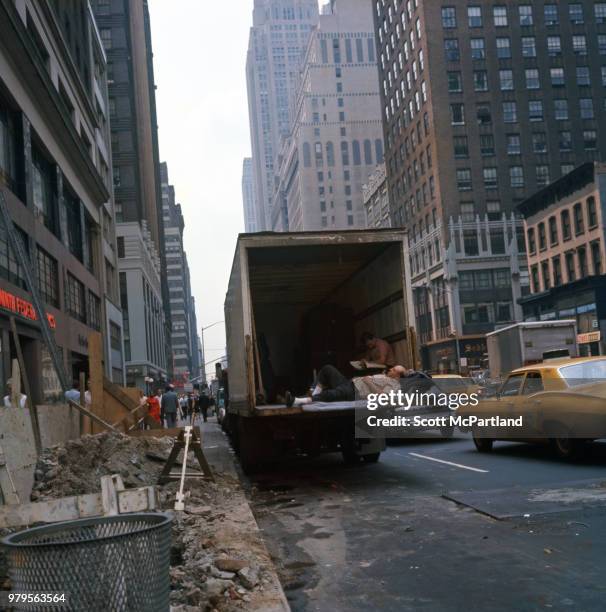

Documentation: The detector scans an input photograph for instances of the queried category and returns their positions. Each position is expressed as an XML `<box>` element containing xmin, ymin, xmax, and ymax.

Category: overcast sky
<box><xmin>150</xmin><ymin>1</ymin><xmax>252</xmax><ymax>377</ymax></box>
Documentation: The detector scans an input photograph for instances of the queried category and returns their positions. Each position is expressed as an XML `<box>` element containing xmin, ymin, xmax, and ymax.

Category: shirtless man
<box><xmin>360</xmin><ymin>332</ymin><xmax>395</xmax><ymax>366</ymax></box>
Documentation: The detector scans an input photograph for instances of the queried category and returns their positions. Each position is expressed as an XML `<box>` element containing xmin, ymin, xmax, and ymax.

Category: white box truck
<box><xmin>486</xmin><ymin>320</ymin><xmax>578</xmax><ymax>380</ymax></box>
<box><xmin>223</xmin><ymin>229</ymin><xmax>415</xmax><ymax>471</ymax></box>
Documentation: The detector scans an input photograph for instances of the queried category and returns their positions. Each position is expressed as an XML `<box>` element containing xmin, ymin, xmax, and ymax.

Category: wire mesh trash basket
<box><xmin>2</xmin><ymin>513</ymin><xmax>172</xmax><ymax>612</ymax></box>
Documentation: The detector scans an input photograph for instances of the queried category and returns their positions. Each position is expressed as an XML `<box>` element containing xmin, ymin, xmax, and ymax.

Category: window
<box><xmin>579</xmin><ymin>247</ymin><xmax>588</xmax><ymax>278</ymax></box>
<box><xmin>521</xmin><ymin>37</ymin><xmax>536</xmax><ymax>58</ymax></box>
<box><xmin>88</xmin><ymin>291</ymin><xmax>101</xmax><ymax>331</ymax></box>
<box><xmin>532</xmin><ymin>132</ymin><xmax>547</xmax><ymax>154</ymax></box>
<box><xmin>576</xmin><ymin>66</ymin><xmax>590</xmax><ymax>87</ymax></box>
<box><xmin>591</xmin><ymin>241</ymin><xmax>603</xmax><ymax>274</ymax></box>
<box><xmin>0</xmin><ymin>105</ymin><xmax>20</xmax><ymax>194</ymax></box>
<box><xmin>496</xmin><ymin>37</ymin><xmax>511</xmax><ymax>59</ymax></box>
<box><xmin>562</xmin><ymin>210</ymin><xmax>572</xmax><ymax>240</ymax></box>
<box><xmin>0</xmin><ymin>224</ymin><xmax>27</xmax><ymax>290</ymax></box>
<box><xmin>587</xmin><ymin>197</ymin><xmax>598</xmax><ymax>228</ymax></box>
<box><xmin>573</xmin><ymin>35</ymin><xmax>587</xmax><ymax>55</ymax></box>
<box><xmin>110</xmin><ymin>322</ymin><xmax>121</xmax><ymax>352</ymax></box>
<box><xmin>542</xmin><ymin>261</ymin><xmax>551</xmax><ymax>289</ymax></box>
<box><xmin>32</xmin><ymin>144</ymin><xmax>59</xmax><ymax>237</ymax></box>
<box><xmin>527</xmin><ymin>227</ymin><xmax>536</xmax><ymax>253</ymax></box>
<box><xmin>531</xmin><ymin>265</ymin><xmax>540</xmax><ymax>291</ymax></box>
<box><xmin>554</xmin><ymin>100</ymin><xmax>568</xmax><ymax>121</ymax></box>
<box><xmin>66</xmin><ymin>273</ymin><xmax>85</xmax><ymax>322</ymax></box>
<box><xmin>461</xmin><ymin>202</ymin><xmax>475</xmax><ymax>222</ymax></box>
<box><xmin>566</xmin><ymin>252</ymin><xmax>576</xmax><ymax>282</ymax></box>
<box><xmin>474</xmin><ymin>70</ymin><xmax>488</xmax><ymax>91</ymax></box>
<box><xmin>584</xmin><ymin>130</ymin><xmax>597</xmax><ymax>150</ymax></box>
<box><xmin>573</xmin><ymin>202</ymin><xmax>584</xmax><ymax>235</ymax></box>
<box><xmin>468</xmin><ymin>6</ymin><xmax>482</xmax><ymax>27</ymax></box>
<box><xmin>444</xmin><ymin>39</ymin><xmax>460</xmax><ymax>61</ymax></box>
<box><xmin>493</xmin><ymin>6</ymin><xmax>508</xmax><ymax>27</ymax></box>
<box><xmin>483</xmin><ymin>167</ymin><xmax>498</xmax><ymax>188</ymax></box>
<box><xmin>442</xmin><ymin>7</ymin><xmax>456</xmax><ymax>28</ymax></box>
<box><xmin>453</xmin><ymin>135</ymin><xmax>469</xmax><ymax>158</ymax></box>
<box><xmin>597</xmin><ymin>3</ymin><xmax>606</xmax><ymax>23</ymax></box>
<box><xmin>599</xmin><ymin>35</ymin><xmax>606</xmax><ymax>55</ymax></box>
<box><xmin>456</xmin><ymin>169</ymin><xmax>472</xmax><ymax>191</ymax></box>
<box><xmin>470</xmin><ymin>38</ymin><xmax>485</xmax><ymax>60</ymax></box>
<box><xmin>529</xmin><ymin>100</ymin><xmax>543</xmax><ymax>121</ymax></box>
<box><xmin>580</xmin><ymin>99</ymin><xmax>594</xmax><ymax>120</ymax></box>
<box><xmin>499</xmin><ymin>70</ymin><xmax>513</xmax><ymax>90</ymax></box>
<box><xmin>553</xmin><ymin>256</ymin><xmax>563</xmax><ymax>286</ymax></box>
<box><xmin>544</xmin><ymin>5</ymin><xmax>559</xmax><ymax>26</ymax></box>
<box><xmin>100</xmin><ymin>28</ymin><xmax>112</xmax><ymax>50</ymax></box>
<box><xmin>507</xmin><ymin>134</ymin><xmax>521</xmax><ymax>155</ymax></box>
<box><xmin>536</xmin><ymin>165</ymin><xmax>550</xmax><ymax>187</ymax></box>
<box><xmin>519</xmin><ymin>5</ymin><xmax>533</xmax><ymax>25</ymax></box>
<box><xmin>477</xmin><ymin>103</ymin><xmax>491</xmax><ymax>124</ymax></box>
<box><xmin>448</xmin><ymin>71</ymin><xmax>462</xmax><ymax>92</ymax></box>
<box><xmin>510</xmin><ymin>166</ymin><xmax>524</xmax><ymax>188</ymax></box>
<box><xmin>602</xmin><ymin>67</ymin><xmax>606</xmax><ymax>86</ymax></box>
<box><xmin>450</xmin><ymin>103</ymin><xmax>465</xmax><ymax>124</ymax></box>
<box><xmin>480</xmin><ymin>135</ymin><xmax>495</xmax><ymax>156</ymax></box>
<box><xmin>538</xmin><ymin>223</ymin><xmax>547</xmax><ymax>250</ymax></box>
<box><xmin>559</xmin><ymin>131</ymin><xmax>572</xmax><ymax>152</ymax></box>
<box><xmin>487</xmin><ymin>201</ymin><xmax>501</xmax><ymax>220</ymax></box>
<box><xmin>502</xmin><ymin>101</ymin><xmax>517</xmax><ymax>123</ymax></box>
<box><xmin>36</xmin><ymin>247</ymin><xmax>59</xmax><ymax>307</ymax></box>
<box><xmin>525</xmin><ymin>69</ymin><xmax>540</xmax><ymax>90</ymax></box>
<box><xmin>569</xmin><ymin>3</ymin><xmax>584</xmax><ymax>24</ymax></box>
<box><xmin>550</xmin><ymin>68</ymin><xmax>565</xmax><ymax>87</ymax></box>
<box><xmin>340</xmin><ymin>141</ymin><xmax>349</xmax><ymax>165</ymax></box>
<box><xmin>501</xmin><ymin>374</ymin><xmax>525</xmax><ymax>397</ymax></box>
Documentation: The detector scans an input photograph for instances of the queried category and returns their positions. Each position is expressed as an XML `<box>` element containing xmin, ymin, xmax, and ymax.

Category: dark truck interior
<box><xmin>247</xmin><ymin>240</ymin><xmax>407</xmax><ymax>403</ymax></box>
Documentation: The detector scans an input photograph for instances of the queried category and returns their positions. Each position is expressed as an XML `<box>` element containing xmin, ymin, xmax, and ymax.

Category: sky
<box><xmin>149</xmin><ymin>1</ymin><xmax>252</xmax><ymax>378</ymax></box>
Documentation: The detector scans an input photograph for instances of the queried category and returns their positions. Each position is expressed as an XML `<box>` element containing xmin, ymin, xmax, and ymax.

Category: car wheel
<box><xmin>550</xmin><ymin>427</ymin><xmax>581</xmax><ymax>459</ymax></box>
<box><xmin>473</xmin><ymin>435</ymin><xmax>493</xmax><ymax>453</ymax></box>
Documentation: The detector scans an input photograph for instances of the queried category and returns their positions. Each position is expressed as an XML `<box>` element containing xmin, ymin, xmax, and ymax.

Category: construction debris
<box><xmin>2</xmin><ymin>432</ymin><xmax>283</xmax><ymax>611</ymax></box>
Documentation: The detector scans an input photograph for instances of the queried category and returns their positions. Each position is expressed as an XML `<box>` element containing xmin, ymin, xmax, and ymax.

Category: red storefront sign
<box><xmin>0</xmin><ymin>288</ymin><xmax>56</xmax><ymax>329</ymax></box>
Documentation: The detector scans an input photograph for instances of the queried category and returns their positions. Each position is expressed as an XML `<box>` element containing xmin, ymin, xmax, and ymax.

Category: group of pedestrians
<box><xmin>146</xmin><ymin>385</ymin><xmax>213</xmax><ymax>428</ymax></box>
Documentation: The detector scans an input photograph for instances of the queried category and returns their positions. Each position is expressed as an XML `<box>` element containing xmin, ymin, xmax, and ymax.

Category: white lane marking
<box><xmin>408</xmin><ymin>452</ymin><xmax>489</xmax><ymax>473</ymax></box>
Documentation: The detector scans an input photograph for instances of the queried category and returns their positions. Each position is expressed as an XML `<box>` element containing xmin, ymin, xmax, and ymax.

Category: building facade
<box><xmin>363</xmin><ymin>163</ymin><xmax>391</xmax><ymax>227</ymax></box>
<box><xmin>519</xmin><ymin>163</ymin><xmax>606</xmax><ymax>357</ymax></box>
<box><xmin>272</xmin><ymin>0</ymin><xmax>384</xmax><ymax>232</ymax></box>
<box><xmin>160</xmin><ymin>162</ymin><xmax>200</xmax><ymax>390</ymax></box>
<box><xmin>92</xmin><ymin>0</ymin><xmax>171</xmax><ymax>387</ymax></box>
<box><xmin>0</xmin><ymin>0</ymin><xmax>124</xmax><ymax>397</ymax></box>
<box><xmin>246</xmin><ymin>0</ymin><xmax>319</xmax><ymax>231</ymax></box>
<box><xmin>374</xmin><ymin>0</ymin><xmax>606</xmax><ymax>370</ymax></box>
<box><xmin>242</xmin><ymin>158</ymin><xmax>258</xmax><ymax>233</ymax></box>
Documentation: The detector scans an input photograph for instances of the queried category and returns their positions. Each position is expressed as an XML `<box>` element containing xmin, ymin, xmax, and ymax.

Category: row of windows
<box><xmin>531</xmin><ymin>242</ymin><xmax>603</xmax><ymax>292</ymax></box>
<box><xmin>445</xmin><ymin>33</ymin><xmax>605</xmax><ymax>62</ymax></box>
<box><xmin>450</xmin><ymin>98</ymin><xmax>600</xmax><ymax>125</ymax></box>
<box><xmin>319</xmin><ymin>37</ymin><xmax>375</xmax><ymax>65</ymax></box>
<box><xmin>447</xmin><ymin>66</ymin><xmax>606</xmax><ymax>94</ymax></box>
<box><xmin>441</xmin><ymin>4</ymin><xmax>605</xmax><ymax>30</ymax></box>
<box><xmin>302</xmin><ymin>140</ymin><xmax>384</xmax><ymax>168</ymax></box>
<box><xmin>527</xmin><ymin>198</ymin><xmax>599</xmax><ymax>255</ymax></box>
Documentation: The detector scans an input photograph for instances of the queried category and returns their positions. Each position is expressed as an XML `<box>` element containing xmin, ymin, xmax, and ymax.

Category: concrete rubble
<box><xmin>2</xmin><ymin>432</ymin><xmax>289</xmax><ymax>611</ymax></box>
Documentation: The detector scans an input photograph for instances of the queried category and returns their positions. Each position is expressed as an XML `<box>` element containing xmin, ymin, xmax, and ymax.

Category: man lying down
<box><xmin>285</xmin><ymin>364</ymin><xmax>425</xmax><ymax>407</ymax></box>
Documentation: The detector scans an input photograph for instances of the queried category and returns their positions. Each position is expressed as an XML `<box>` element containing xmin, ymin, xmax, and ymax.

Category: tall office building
<box><xmin>242</xmin><ymin>158</ymin><xmax>258</xmax><ymax>233</ymax></box>
<box><xmin>246</xmin><ymin>0</ymin><xmax>319</xmax><ymax>231</ymax></box>
<box><xmin>160</xmin><ymin>163</ymin><xmax>199</xmax><ymax>390</ymax></box>
<box><xmin>92</xmin><ymin>0</ymin><xmax>171</xmax><ymax>387</ymax></box>
<box><xmin>272</xmin><ymin>0</ymin><xmax>384</xmax><ymax>231</ymax></box>
<box><xmin>374</xmin><ymin>1</ymin><xmax>606</xmax><ymax>371</ymax></box>
<box><xmin>0</xmin><ymin>0</ymin><xmax>124</xmax><ymax>397</ymax></box>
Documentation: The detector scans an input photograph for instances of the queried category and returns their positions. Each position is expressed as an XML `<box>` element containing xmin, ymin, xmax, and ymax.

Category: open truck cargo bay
<box><xmin>224</xmin><ymin>229</ymin><xmax>413</xmax><ymax>469</ymax></box>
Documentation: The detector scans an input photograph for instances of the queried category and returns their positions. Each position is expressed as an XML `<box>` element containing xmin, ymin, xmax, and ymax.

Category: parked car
<box><xmin>457</xmin><ymin>357</ymin><xmax>606</xmax><ymax>458</ymax></box>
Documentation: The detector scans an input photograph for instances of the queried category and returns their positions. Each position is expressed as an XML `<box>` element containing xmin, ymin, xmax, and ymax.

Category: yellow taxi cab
<box><xmin>432</xmin><ymin>374</ymin><xmax>481</xmax><ymax>396</ymax></box>
<box><xmin>456</xmin><ymin>357</ymin><xmax>606</xmax><ymax>459</ymax></box>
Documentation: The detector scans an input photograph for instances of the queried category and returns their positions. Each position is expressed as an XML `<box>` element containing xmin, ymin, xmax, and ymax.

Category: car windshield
<box><xmin>559</xmin><ymin>360</ymin><xmax>606</xmax><ymax>388</ymax></box>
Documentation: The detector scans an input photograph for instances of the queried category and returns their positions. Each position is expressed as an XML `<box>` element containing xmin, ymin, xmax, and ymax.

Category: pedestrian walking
<box><xmin>199</xmin><ymin>392</ymin><xmax>210</xmax><ymax>423</ymax></box>
<box><xmin>161</xmin><ymin>385</ymin><xmax>179</xmax><ymax>428</ymax></box>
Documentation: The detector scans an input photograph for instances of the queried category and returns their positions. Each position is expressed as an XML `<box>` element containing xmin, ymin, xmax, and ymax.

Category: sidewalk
<box><xmin>192</xmin><ymin>417</ymin><xmax>290</xmax><ymax>612</ymax></box>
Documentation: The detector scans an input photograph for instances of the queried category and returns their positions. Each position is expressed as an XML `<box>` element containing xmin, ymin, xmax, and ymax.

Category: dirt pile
<box><xmin>18</xmin><ymin>432</ymin><xmax>278</xmax><ymax>611</ymax></box>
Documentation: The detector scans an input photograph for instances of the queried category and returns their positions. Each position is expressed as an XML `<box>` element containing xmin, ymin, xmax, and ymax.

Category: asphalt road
<box><xmin>247</xmin><ymin>434</ymin><xmax>606</xmax><ymax>612</ymax></box>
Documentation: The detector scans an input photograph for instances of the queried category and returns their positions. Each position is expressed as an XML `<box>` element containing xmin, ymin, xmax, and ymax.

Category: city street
<box><xmin>248</xmin><ymin>435</ymin><xmax>606</xmax><ymax>611</ymax></box>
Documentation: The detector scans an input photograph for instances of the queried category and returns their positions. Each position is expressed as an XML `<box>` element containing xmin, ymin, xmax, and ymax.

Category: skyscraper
<box><xmin>242</xmin><ymin>158</ymin><xmax>258</xmax><ymax>233</ymax></box>
<box><xmin>374</xmin><ymin>1</ymin><xmax>606</xmax><ymax>371</ymax></box>
<box><xmin>246</xmin><ymin>0</ymin><xmax>319</xmax><ymax>231</ymax></box>
<box><xmin>93</xmin><ymin>0</ymin><xmax>170</xmax><ymax>387</ymax></box>
<box><xmin>272</xmin><ymin>0</ymin><xmax>384</xmax><ymax>231</ymax></box>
